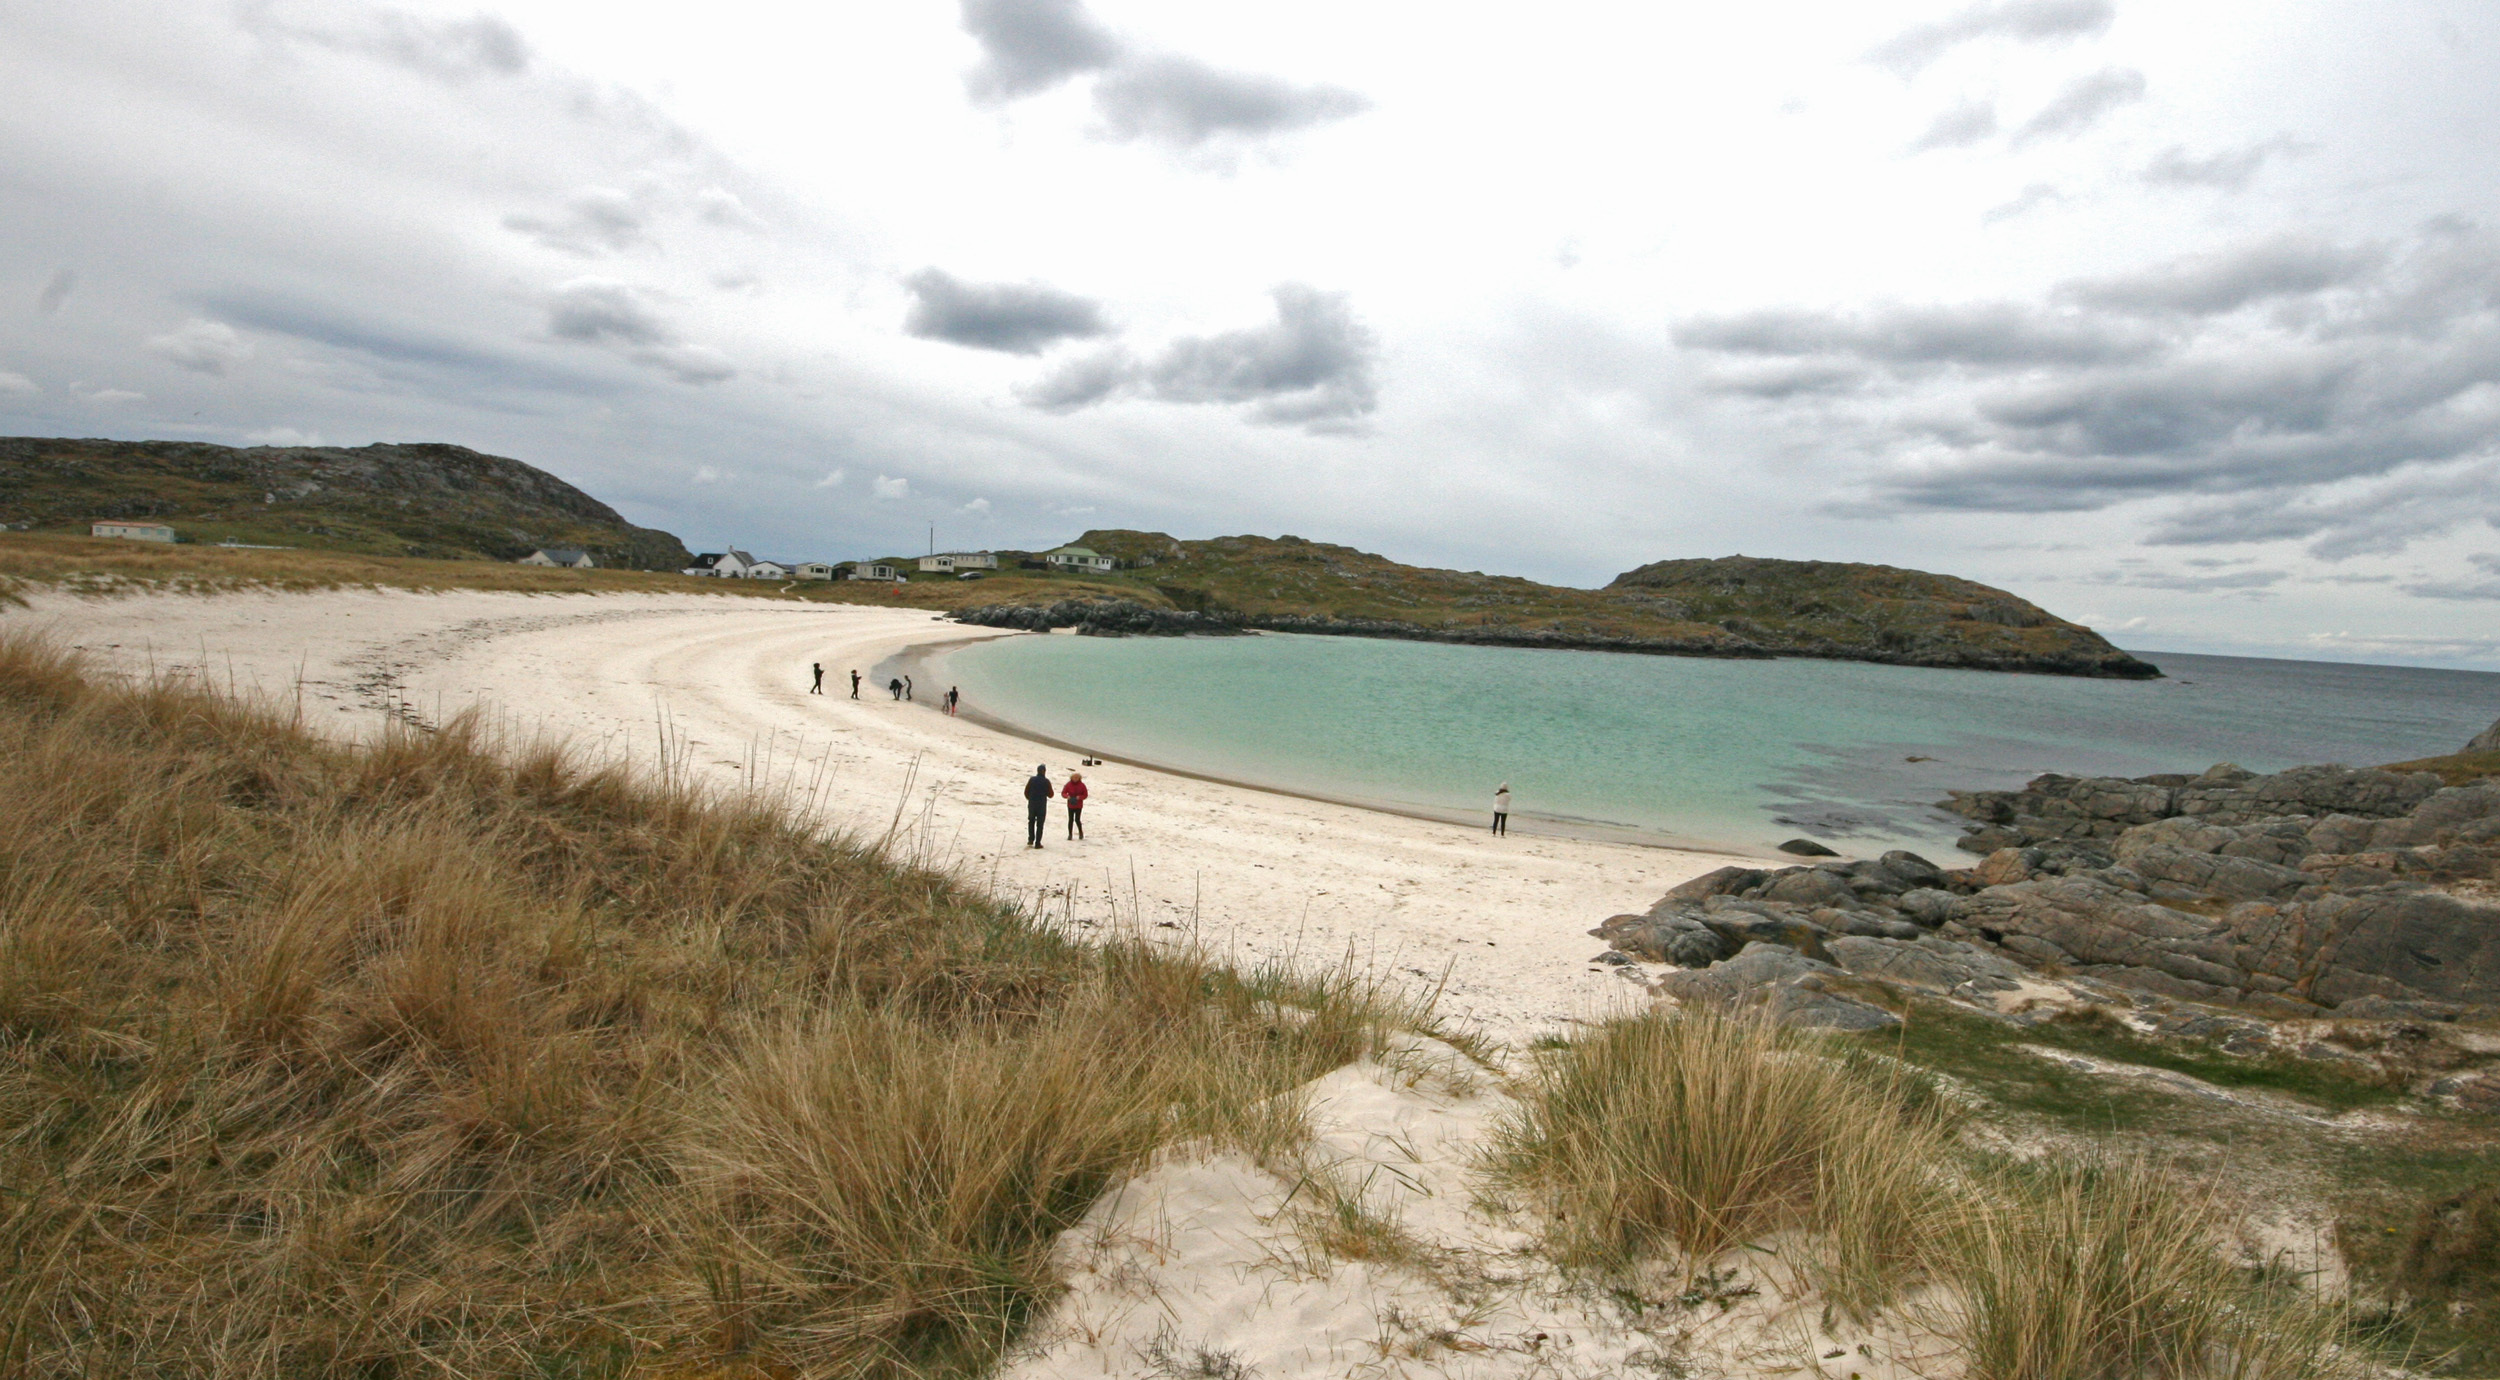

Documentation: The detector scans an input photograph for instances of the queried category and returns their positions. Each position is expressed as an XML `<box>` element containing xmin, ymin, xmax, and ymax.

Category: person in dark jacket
<box><xmin>1062</xmin><ymin>771</ymin><xmax>1088</xmax><ymax>840</ymax></box>
<box><xmin>849</xmin><ymin>669</ymin><xmax>861</xmax><ymax>699</ymax></box>
<box><xmin>1023</xmin><ymin>765</ymin><xmax>1052</xmax><ymax>848</ymax></box>
<box><xmin>810</xmin><ymin>662</ymin><xmax>824</xmax><ymax>694</ymax></box>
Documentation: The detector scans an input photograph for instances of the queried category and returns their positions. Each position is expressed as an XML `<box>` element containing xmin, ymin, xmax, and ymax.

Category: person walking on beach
<box><xmin>946</xmin><ymin>686</ymin><xmax>960</xmax><ymax>715</ymax></box>
<box><xmin>888</xmin><ymin>677</ymin><xmax>903</xmax><ymax>700</ymax></box>
<box><xmin>849</xmin><ymin>669</ymin><xmax>861</xmax><ymax>699</ymax></box>
<box><xmin>904</xmin><ymin>675</ymin><xmax>914</xmax><ymax>701</ymax></box>
<box><xmin>1024</xmin><ymin>764</ymin><xmax>1053</xmax><ymax>848</ymax></box>
<box><xmin>1062</xmin><ymin>771</ymin><xmax>1088</xmax><ymax>840</ymax></box>
<box><xmin>1492</xmin><ymin>783</ymin><xmax>1511</xmax><ymax>836</ymax></box>
<box><xmin>809</xmin><ymin>662</ymin><xmax>824</xmax><ymax>695</ymax></box>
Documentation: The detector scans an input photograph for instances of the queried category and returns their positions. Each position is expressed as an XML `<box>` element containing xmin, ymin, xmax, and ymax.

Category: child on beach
<box><xmin>1063</xmin><ymin>771</ymin><xmax>1087</xmax><ymax>840</ymax></box>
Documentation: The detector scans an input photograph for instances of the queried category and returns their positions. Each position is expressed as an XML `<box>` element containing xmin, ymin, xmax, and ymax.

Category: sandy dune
<box><xmin>12</xmin><ymin>586</ymin><xmax>1748</xmax><ymax>1044</ymax></box>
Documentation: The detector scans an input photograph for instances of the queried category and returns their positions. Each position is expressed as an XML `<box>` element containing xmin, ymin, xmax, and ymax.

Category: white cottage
<box><xmin>91</xmin><ymin>521</ymin><xmax>175</xmax><ymax>542</ymax></box>
<box><xmin>918</xmin><ymin>551</ymin><xmax>999</xmax><ymax>573</ymax></box>
<box><xmin>518</xmin><ymin>547</ymin><xmax>595</xmax><ymax>568</ymax></box>
<box><xmin>1045</xmin><ymin>545</ymin><xmax>1115</xmax><ymax>572</ymax></box>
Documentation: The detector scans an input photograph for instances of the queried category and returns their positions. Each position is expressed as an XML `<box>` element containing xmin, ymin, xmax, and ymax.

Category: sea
<box><xmin>924</xmin><ymin>632</ymin><xmax>2500</xmax><ymax>858</ymax></box>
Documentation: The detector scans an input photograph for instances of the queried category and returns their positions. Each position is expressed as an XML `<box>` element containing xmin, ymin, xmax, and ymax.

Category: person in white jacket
<box><xmin>1492</xmin><ymin>783</ymin><xmax>1510</xmax><ymax>836</ymax></box>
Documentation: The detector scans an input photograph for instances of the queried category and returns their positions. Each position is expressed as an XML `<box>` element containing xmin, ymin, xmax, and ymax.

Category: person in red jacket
<box><xmin>1061</xmin><ymin>771</ymin><xmax>1088</xmax><ymax>840</ymax></box>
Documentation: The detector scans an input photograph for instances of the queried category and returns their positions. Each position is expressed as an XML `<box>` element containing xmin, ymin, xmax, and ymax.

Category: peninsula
<box><xmin>954</xmin><ymin>530</ymin><xmax>2160</xmax><ymax>679</ymax></box>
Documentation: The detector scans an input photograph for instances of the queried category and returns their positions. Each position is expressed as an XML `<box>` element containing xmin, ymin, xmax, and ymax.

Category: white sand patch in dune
<box><xmin>1004</xmin><ymin>1032</ymin><xmax>1958</xmax><ymax>1379</ymax></box>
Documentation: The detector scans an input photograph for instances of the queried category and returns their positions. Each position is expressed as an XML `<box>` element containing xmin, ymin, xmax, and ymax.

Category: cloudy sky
<box><xmin>5</xmin><ymin>1</ymin><xmax>2500</xmax><ymax>667</ymax></box>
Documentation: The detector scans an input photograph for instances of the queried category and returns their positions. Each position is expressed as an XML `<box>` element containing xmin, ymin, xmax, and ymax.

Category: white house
<box><xmin>796</xmin><ymin>561</ymin><xmax>838</xmax><ymax>580</ymax></box>
<box><xmin>1045</xmin><ymin>545</ymin><xmax>1115</xmax><ymax>572</ymax></box>
<box><xmin>918</xmin><ymin>551</ymin><xmax>998</xmax><ymax>573</ymax></box>
<box><xmin>747</xmin><ymin>559</ymin><xmax>793</xmax><ymax>579</ymax></box>
<box><xmin>92</xmin><ymin>521</ymin><xmax>175</xmax><ymax>542</ymax></box>
<box><xmin>843</xmin><ymin>561</ymin><xmax>901</xmax><ymax>582</ymax></box>
<box><xmin>517</xmin><ymin>547</ymin><xmax>595</xmax><ymax>568</ymax></box>
<box><xmin>693</xmin><ymin>549</ymin><xmax>757</xmax><ymax>578</ymax></box>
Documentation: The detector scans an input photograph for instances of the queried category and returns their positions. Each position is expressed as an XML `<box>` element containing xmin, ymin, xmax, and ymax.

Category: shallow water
<box><xmin>933</xmin><ymin>633</ymin><xmax>2500</xmax><ymax>856</ymax></box>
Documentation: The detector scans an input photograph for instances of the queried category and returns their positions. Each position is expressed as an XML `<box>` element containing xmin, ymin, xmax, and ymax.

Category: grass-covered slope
<box><xmin>974</xmin><ymin>530</ymin><xmax>2160</xmax><ymax>678</ymax></box>
<box><xmin>0</xmin><ymin>436</ymin><xmax>692</xmax><ymax>569</ymax></box>
<box><xmin>0</xmin><ymin>633</ymin><xmax>1396</xmax><ymax>1378</ymax></box>
<box><xmin>1607</xmin><ymin>553</ymin><xmax>2158</xmax><ymax>677</ymax></box>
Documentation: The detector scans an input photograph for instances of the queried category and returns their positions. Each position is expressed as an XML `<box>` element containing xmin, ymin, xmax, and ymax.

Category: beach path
<box><xmin>11</xmin><ymin>588</ymin><xmax>1750</xmax><ymax>1042</ymax></box>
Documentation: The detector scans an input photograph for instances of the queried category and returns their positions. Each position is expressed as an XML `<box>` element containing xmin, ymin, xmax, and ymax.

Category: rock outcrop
<box><xmin>2470</xmin><ymin>716</ymin><xmax>2500</xmax><ymax>754</ymax></box>
<box><xmin>1594</xmin><ymin>767</ymin><xmax>2500</xmax><ymax>1029</ymax></box>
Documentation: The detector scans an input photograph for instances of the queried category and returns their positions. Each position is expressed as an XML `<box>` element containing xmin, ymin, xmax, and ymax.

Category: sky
<box><xmin>4</xmin><ymin>0</ymin><xmax>2500</xmax><ymax>668</ymax></box>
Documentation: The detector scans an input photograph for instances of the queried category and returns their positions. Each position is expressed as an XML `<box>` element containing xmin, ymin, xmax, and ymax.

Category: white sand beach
<box><xmin>10</xmin><ymin>586</ymin><xmax>1751</xmax><ymax>1045</ymax></box>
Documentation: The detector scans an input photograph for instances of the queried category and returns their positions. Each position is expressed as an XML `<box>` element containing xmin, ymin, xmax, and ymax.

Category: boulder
<box><xmin>1826</xmin><ymin>934</ymin><xmax>2029</xmax><ymax>999</ymax></box>
<box><xmin>2113</xmin><ymin>843</ymin><xmax>2312</xmax><ymax>902</ymax></box>
<box><xmin>1895</xmin><ymin>888</ymin><xmax>1962</xmax><ymax>928</ymax></box>
<box><xmin>1653</xmin><ymin>942</ymin><xmax>1835</xmax><ymax>1006</ymax></box>
<box><xmin>1813</xmin><ymin>907</ymin><xmax>1924</xmax><ymax>940</ymax></box>
<box><xmin>2467</xmin><ymin>716</ymin><xmax>2500</xmax><ymax>754</ymax></box>
<box><xmin>1879</xmin><ymin>850</ymin><xmax>1949</xmax><ymax>890</ymax></box>
<box><xmin>1757</xmin><ymin>982</ymin><xmax>1902</xmax><ymax>1032</ymax></box>
<box><xmin>1661</xmin><ymin>865</ymin><xmax>1767</xmax><ymax>904</ymax></box>
<box><xmin>1762</xmin><ymin>867</ymin><xmax>1860</xmax><ymax>909</ymax></box>
<box><xmin>1973</xmin><ymin>847</ymin><xmax>2043</xmax><ymax>887</ymax></box>
<box><xmin>1778</xmin><ymin>838</ymin><xmax>1841</xmax><ymax>857</ymax></box>
<box><xmin>1591</xmin><ymin>908</ymin><xmax>1737</xmax><ymax>967</ymax></box>
<box><xmin>1695</xmin><ymin>898</ymin><xmax>1836</xmax><ymax>963</ymax></box>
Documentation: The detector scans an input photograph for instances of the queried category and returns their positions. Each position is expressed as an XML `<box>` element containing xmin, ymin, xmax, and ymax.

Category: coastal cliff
<box><xmin>952</xmin><ymin>531</ymin><xmax>2158</xmax><ymax>679</ymax></box>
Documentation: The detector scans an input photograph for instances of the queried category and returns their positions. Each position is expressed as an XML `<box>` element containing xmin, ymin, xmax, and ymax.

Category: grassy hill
<box><xmin>0</xmin><ymin>436</ymin><xmax>691</xmax><ymax>570</ymax></box>
<box><xmin>960</xmin><ymin>530</ymin><xmax>2159</xmax><ymax>678</ymax></box>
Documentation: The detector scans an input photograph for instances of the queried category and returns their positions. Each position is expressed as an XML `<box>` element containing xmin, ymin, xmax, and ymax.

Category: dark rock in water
<box><xmin>952</xmin><ymin>599</ymin><xmax>1247</xmax><ymax>637</ymax></box>
<box><xmin>1778</xmin><ymin>838</ymin><xmax>1840</xmax><ymax>857</ymax></box>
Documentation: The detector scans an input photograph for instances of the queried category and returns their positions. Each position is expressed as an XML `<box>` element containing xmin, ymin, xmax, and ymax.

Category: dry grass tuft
<box><xmin>1940</xmin><ymin>1155</ymin><xmax>2359</xmax><ymax>1380</ymax></box>
<box><xmin>1487</xmin><ymin>1009</ymin><xmax>1949</xmax><ymax>1313</ymax></box>
<box><xmin>0</xmin><ymin>630</ymin><xmax>1404</xmax><ymax>1378</ymax></box>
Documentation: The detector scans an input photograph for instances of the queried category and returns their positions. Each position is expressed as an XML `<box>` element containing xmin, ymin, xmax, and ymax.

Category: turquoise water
<box><xmin>931</xmin><ymin>634</ymin><xmax>2500</xmax><ymax>856</ymax></box>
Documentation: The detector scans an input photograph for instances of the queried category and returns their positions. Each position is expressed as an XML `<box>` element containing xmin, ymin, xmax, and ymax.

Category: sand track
<box><xmin>12</xmin><ymin>587</ymin><xmax>1742</xmax><ymax>1042</ymax></box>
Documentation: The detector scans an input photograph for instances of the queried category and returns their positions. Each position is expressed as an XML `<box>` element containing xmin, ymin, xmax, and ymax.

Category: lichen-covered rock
<box><xmin>1590</xmin><ymin>909</ymin><xmax>1736</xmax><ymax>967</ymax></box>
<box><xmin>1826</xmin><ymin>934</ymin><xmax>2029</xmax><ymax>998</ymax></box>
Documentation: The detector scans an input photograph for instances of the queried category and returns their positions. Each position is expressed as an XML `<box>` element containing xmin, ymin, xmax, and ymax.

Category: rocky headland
<box><xmin>950</xmin><ymin>532</ymin><xmax>2159</xmax><ymax>678</ymax></box>
<box><xmin>1590</xmin><ymin>718</ymin><xmax>2500</xmax><ymax>1112</ymax></box>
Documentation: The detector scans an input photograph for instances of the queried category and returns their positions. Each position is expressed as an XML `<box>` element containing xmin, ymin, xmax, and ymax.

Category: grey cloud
<box><xmin>1908</xmin><ymin>99</ymin><xmax>1998</xmax><ymax>153</ymax></box>
<box><xmin>546</xmin><ymin>279</ymin><xmax>735</xmax><ymax>384</ymax></box>
<box><xmin>2405</xmin><ymin>554</ymin><xmax>2500</xmax><ymax>601</ymax></box>
<box><xmin>145</xmin><ymin>318</ymin><xmax>253</xmax><ymax>375</ymax></box>
<box><xmin>903</xmin><ymin>268</ymin><xmax>1109</xmax><ymax>355</ymax></box>
<box><xmin>2143</xmin><ymin>137</ymin><xmax>2304</xmax><ymax>191</ymax></box>
<box><xmin>504</xmin><ymin>186</ymin><xmax>650</xmax><ymax>255</ymax></box>
<box><xmin>959</xmin><ymin>0</ymin><xmax>1120</xmax><ymax>102</ymax></box>
<box><xmin>1019</xmin><ymin>346</ymin><xmax>1137</xmax><ymax>412</ymax></box>
<box><xmin>240</xmin><ymin>2</ymin><xmax>529</xmax><ymax>82</ymax></box>
<box><xmin>1696</xmin><ymin>226</ymin><xmax>2500</xmax><ymax>560</ymax></box>
<box><xmin>2010</xmin><ymin>67</ymin><xmax>2146</xmax><ymax>146</ymax></box>
<box><xmin>1093</xmin><ymin>55</ymin><xmax>1370</xmax><ymax>147</ymax></box>
<box><xmin>695</xmin><ymin>188</ymin><xmax>766</xmax><ymax>231</ymax></box>
<box><xmin>37</xmin><ymin>269</ymin><xmax>75</xmax><ymax>315</ymax></box>
<box><xmin>2091</xmin><ymin>566</ymin><xmax>2290</xmax><ymax>592</ymax></box>
<box><xmin>1703</xmin><ymin>360</ymin><xmax>1868</xmax><ymax>398</ymax></box>
<box><xmin>2058</xmin><ymin>235</ymin><xmax>2387</xmax><ymax>316</ymax></box>
<box><xmin>1019</xmin><ymin>284</ymin><xmax>1377</xmax><ymax>430</ymax></box>
<box><xmin>1676</xmin><ymin>301</ymin><xmax>2155</xmax><ymax>368</ymax></box>
<box><xmin>1866</xmin><ymin>0</ymin><xmax>2114</xmax><ymax>77</ymax></box>
<box><xmin>1983</xmin><ymin>182</ymin><xmax>2064</xmax><ymax>222</ymax></box>
<box><xmin>548</xmin><ymin>280</ymin><xmax>668</xmax><ymax>346</ymax></box>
